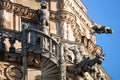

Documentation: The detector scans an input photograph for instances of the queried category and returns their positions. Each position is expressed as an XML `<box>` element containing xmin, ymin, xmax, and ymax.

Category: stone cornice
<box><xmin>0</xmin><ymin>0</ymin><xmax>37</xmax><ymax>20</ymax></box>
<box><xmin>63</xmin><ymin>0</ymin><xmax>94</xmax><ymax>29</ymax></box>
<box><xmin>50</xmin><ymin>10</ymin><xmax>76</xmax><ymax>24</ymax></box>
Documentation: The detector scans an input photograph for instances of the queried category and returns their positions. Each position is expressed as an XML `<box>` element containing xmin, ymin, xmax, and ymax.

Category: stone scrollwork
<box><xmin>5</xmin><ymin>65</ymin><xmax>23</xmax><ymax>80</ymax></box>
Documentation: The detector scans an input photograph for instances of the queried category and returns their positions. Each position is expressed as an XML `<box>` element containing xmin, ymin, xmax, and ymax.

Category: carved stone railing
<box><xmin>0</xmin><ymin>26</ymin><xmax>61</xmax><ymax>65</ymax></box>
<box><xmin>0</xmin><ymin>27</ymin><xmax>62</xmax><ymax>80</ymax></box>
<box><xmin>23</xmin><ymin>28</ymin><xmax>60</xmax><ymax>58</ymax></box>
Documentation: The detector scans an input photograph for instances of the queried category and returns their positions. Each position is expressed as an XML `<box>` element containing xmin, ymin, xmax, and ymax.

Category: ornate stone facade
<box><xmin>0</xmin><ymin>0</ymin><xmax>111</xmax><ymax>80</ymax></box>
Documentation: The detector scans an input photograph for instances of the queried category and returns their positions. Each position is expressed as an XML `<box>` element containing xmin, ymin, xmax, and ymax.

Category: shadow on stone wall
<box><xmin>35</xmin><ymin>75</ymin><xmax>41</xmax><ymax>80</ymax></box>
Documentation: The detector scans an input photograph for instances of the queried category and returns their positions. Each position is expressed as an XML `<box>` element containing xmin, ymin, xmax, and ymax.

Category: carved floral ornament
<box><xmin>0</xmin><ymin>0</ymin><xmax>37</xmax><ymax>19</ymax></box>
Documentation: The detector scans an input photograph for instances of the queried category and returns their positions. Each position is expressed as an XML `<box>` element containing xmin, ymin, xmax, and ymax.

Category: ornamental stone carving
<box><xmin>5</xmin><ymin>65</ymin><xmax>23</xmax><ymax>80</ymax></box>
<box><xmin>0</xmin><ymin>0</ymin><xmax>37</xmax><ymax>19</ymax></box>
<box><xmin>37</xmin><ymin>2</ymin><xmax>50</xmax><ymax>29</ymax></box>
<box><xmin>92</xmin><ymin>24</ymin><xmax>112</xmax><ymax>34</ymax></box>
<box><xmin>90</xmin><ymin>65</ymin><xmax>107</xmax><ymax>80</ymax></box>
<box><xmin>55</xmin><ymin>10</ymin><xmax>76</xmax><ymax>23</ymax></box>
<box><xmin>67</xmin><ymin>44</ymin><xmax>105</xmax><ymax>76</ymax></box>
<box><xmin>64</xmin><ymin>46</ymin><xmax>75</xmax><ymax>63</ymax></box>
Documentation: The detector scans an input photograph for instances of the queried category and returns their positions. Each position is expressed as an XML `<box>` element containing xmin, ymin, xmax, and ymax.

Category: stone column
<box><xmin>21</xmin><ymin>26</ymin><xmax>28</xmax><ymax>80</ymax></box>
<box><xmin>59</xmin><ymin>21</ymin><xmax>68</xmax><ymax>39</ymax></box>
<box><xmin>58</xmin><ymin>43</ymin><xmax>66</xmax><ymax>80</ymax></box>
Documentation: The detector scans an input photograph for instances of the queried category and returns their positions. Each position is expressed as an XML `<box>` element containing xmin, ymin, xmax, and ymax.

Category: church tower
<box><xmin>0</xmin><ymin>0</ymin><xmax>112</xmax><ymax>80</ymax></box>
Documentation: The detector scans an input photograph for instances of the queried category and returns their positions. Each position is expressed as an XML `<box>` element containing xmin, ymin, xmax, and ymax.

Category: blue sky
<box><xmin>82</xmin><ymin>0</ymin><xmax>120</xmax><ymax>80</ymax></box>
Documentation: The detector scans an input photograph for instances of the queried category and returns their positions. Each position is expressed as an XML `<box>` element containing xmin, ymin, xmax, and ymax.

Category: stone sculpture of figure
<box><xmin>71</xmin><ymin>46</ymin><xmax>83</xmax><ymax>64</ymax></box>
<box><xmin>92</xmin><ymin>24</ymin><xmax>112</xmax><ymax>34</ymax></box>
<box><xmin>37</xmin><ymin>1</ymin><xmax>50</xmax><ymax>27</ymax></box>
<box><xmin>64</xmin><ymin>46</ymin><xmax>75</xmax><ymax>63</ymax></box>
<box><xmin>36</xmin><ymin>1</ymin><xmax>50</xmax><ymax>51</ymax></box>
<box><xmin>74</xmin><ymin>53</ymin><xmax>104</xmax><ymax>74</ymax></box>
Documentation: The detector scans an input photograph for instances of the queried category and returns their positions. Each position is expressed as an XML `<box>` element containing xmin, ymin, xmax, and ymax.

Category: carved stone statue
<box><xmin>37</xmin><ymin>1</ymin><xmax>50</xmax><ymax>27</ymax></box>
<box><xmin>36</xmin><ymin>1</ymin><xmax>50</xmax><ymax>52</ymax></box>
<box><xmin>69</xmin><ymin>46</ymin><xmax>83</xmax><ymax>64</ymax></box>
<box><xmin>67</xmin><ymin>52</ymin><xmax>105</xmax><ymax>75</ymax></box>
<box><xmin>91</xmin><ymin>24</ymin><xmax>112</xmax><ymax>34</ymax></box>
<box><xmin>64</xmin><ymin>46</ymin><xmax>75</xmax><ymax>63</ymax></box>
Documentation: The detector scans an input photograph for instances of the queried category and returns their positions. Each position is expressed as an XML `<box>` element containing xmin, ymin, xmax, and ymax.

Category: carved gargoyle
<box><xmin>67</xmin><ymin>53</ymin><xmax>105</xmax><ymax>75</ymax></box>
<box><xmin>91</xmin><ymin>24</ymin><xmax>113</xmax><ymax>34</ymax></box>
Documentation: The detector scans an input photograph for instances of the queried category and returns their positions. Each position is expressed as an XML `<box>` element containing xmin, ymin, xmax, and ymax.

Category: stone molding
<box><xmin>0</xmin><ymin>0</ymin><xmax>37</xmax><ymax>19</ymax></box>
<box><xmin>50</xmin><ymin>10</ymin><xmax>76</xmax><ymax>24</ymax></box>
<box><xmin>58</xmin><ymin>0</ymin><xmax>94</xmax><ymax>29</ymax></box>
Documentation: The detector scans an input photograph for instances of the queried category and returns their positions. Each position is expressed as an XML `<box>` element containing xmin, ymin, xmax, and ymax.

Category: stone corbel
<box><xmin>87</xmin><ymin>40</ymin><xmax>95</xmax><ymax>54</ymax></box>
<box><xmin>94</xmin><ymin>45</ymin><xmax>103</xmax><ymax>55</ymax></box>
<box><xmin>0</xmin><ymin>0</ymin><xmax>8</xmax><ymax>10</ymax></box>
<box><xmin>13</xmin><ymin>4</ymin><xmax>23</xmax><ymax>15</ymax></box>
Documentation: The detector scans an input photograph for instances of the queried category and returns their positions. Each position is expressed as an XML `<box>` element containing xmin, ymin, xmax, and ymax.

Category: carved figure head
<box><xmin>96</xmin><ymin>53</ymin><xmax>105</xmax><ymax>65</ymax></box>
<box><xmin>104</xmin><ymin>26</ymin><xmax>113</xmax><ymax>34</ymax></box>
<box><xmin>41</xmin><ymin>2</ymin><xmax>47</xmax><ymax>9</ymax></box>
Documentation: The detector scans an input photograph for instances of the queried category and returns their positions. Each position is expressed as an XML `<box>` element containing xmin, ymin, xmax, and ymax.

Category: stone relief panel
<box><xmin>5</xmin><ymin>65</ymin><xmax>23</xmax><ymax>80</ymax></box>
<box><xmin>0</xmin><ymin>62</ymin><xmax>23</xmax><ymax>80</ymax></box>
<box><xmin>0</xmin><ymin>62</ymin><xmax>42</xmax><ymax>80</ymax></box>
<box><xmin>0</xmin><ymin>63</ymin><xmax>6</xmax><ymax>79</ymax></box>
